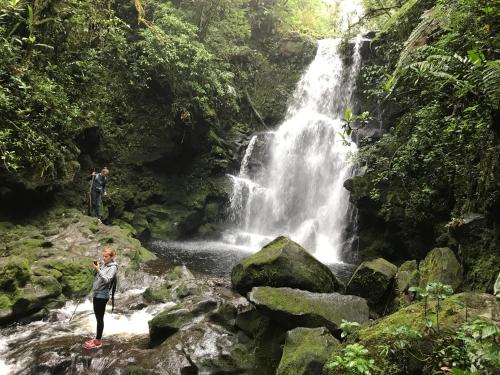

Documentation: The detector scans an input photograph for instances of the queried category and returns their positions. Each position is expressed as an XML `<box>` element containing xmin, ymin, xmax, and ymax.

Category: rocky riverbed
<box><xmin>1</xmin><ymin>210</ymin><xmax>499</xmax><ymax>375</ymax></box>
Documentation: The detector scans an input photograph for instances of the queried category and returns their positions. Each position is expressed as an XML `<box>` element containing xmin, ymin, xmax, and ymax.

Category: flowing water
<box><xmin>0</xmin><ymin>264</ymin><xmax>170</xmax><ymax>374</ymax></box>
<box><xmin>224</xmin><ymin>37</ymin><xmax>363</xmax><ymax>264</ymax></box>
<box><xmin>0</xmin><ymin>293</ymin><xmax>170</xmax><ymax>374</ymax></box>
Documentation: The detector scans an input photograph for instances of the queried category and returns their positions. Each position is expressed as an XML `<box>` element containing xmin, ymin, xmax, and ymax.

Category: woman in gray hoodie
<box><xmin>83</xmin><ymin>247</ymin><xmax>118</xmax><ymax>349</ymax></box>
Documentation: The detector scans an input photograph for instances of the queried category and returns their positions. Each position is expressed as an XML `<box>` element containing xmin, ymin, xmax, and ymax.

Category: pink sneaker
<box><xmin>83</xmin><ymin>339</ymin><xmax>102</xmax><ymax>349</ymax></box>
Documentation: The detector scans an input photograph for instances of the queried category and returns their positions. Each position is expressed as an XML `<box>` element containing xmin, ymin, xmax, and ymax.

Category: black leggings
<box><xmin>93</xmin><ymin>297</ymin><xmax>109</xmax><ymax>339</ymax></box>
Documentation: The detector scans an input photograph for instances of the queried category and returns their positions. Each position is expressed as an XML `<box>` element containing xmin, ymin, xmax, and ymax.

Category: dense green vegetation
<box><xmin>0</xmin><ymin>0</ymin><xmax>339</xmax><ymax>195</ymax></box>
<box><xmin>348</xmin><ymin>0</ymin><xmax>499</xmax><ymax>290</ymax></box>
<box><xmin>359</xmin><ymin>0</ymin><xmax>499</xmax><ymax>221</ymax></box>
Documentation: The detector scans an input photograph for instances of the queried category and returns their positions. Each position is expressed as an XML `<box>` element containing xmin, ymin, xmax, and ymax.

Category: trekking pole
<box><xmin>68</xmin><ymin>297</ymin><xmax>83</xmax><ymax>323</ymax></box>
<box><xmin>68</xmin><ymin>281</ymin><xmax>94</xmax><ymax>323</ymax></box>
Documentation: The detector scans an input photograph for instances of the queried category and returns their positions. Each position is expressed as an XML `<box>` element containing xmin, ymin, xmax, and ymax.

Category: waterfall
<box><xmin>225</xmin><ymin>37</ymin><xmax>363</xmax><ymax>263</ymax></box>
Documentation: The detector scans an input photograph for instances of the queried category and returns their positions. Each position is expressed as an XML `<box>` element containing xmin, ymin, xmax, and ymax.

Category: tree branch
<box><xmin>347</xmin><ymin>6</ymin><xmax>401</xmax><ymax>31</ymax></box>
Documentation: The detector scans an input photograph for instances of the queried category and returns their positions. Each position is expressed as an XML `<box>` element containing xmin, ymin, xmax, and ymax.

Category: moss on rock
<box><xmin>419</xmin><ymin>247</ymin><xmax>463</xmax><ymax>290</ymax></box>
<box><xmin>276</xmin><ymin>327</ymin><xmax>339</xmax><ymax>375</ymax></box>
<box><xmin>396</xmin><ymin>260</ymin><xmax>419</xmax><ymax>293</ymax></box>
<box><xmin>346</xmin><ymin>258</ymin><xmax>398</xmax><ymax>308</ymax></box>
<box><xmin>249</xmin><ymin>287</ymin><xmax>369</xmax><ymax>333</ymax></box>
<box><xmin>0</xmin><ymin>256</ymin><xmax>31</xmax><ymax>292</ymax></box>
<box><xmin>11</xmin><ymin>275</ymin><xmax>62</xmax><ymax>315</ymax></box>
<box><xmin>149</xmin><ymin>306</ymin><xmax>192</xmax><ymax>347</ymax></box>
<box><xmin>231</xmin><ymin>236</ymin><xmax>341</xmax><ymax>295</ymax></box>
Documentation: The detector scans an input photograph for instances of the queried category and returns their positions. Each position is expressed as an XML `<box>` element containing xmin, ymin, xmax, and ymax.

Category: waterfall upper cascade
<box><xmin>225</xmin><ymin>37</ymin><xmax>363</xmax><ymax>263</ymax></box>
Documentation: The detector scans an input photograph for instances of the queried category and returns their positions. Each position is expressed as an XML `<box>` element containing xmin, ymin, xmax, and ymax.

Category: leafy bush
<box><xmin>324</xmin><ymin>343</ymin><xmax>379</xmax><ymax>375</ymax></box>
<box><xmin>437</xmin><ymin>319</ymin><xmax>500</xmax><ymax>374</ymax></box>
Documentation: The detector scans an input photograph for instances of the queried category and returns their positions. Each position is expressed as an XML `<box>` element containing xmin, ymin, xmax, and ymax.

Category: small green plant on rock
<box><xmin>340</xmin><ymin>108</ymin><xmax>370</xmax><ymax>145</ymax></box>
<box><xmin>324</xmin><ymin>343</ymin><xmax>379</xmax><ymax>375</ymax></box>
<box><xmin>340</xmin><ymin>319</ymin><xmax>362</xmax><ymax>342</ymax></box>
<box><xmin>409</xmin><ymin>282</ymin><xmax>454</xmax><ymax>332</ymax></box>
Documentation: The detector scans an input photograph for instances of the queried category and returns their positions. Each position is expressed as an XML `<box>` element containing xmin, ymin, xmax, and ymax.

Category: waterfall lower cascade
<box><xmin>226</xmin><ymin>38</ymin><xmax>363</xmax><ymax>264</ymax></box>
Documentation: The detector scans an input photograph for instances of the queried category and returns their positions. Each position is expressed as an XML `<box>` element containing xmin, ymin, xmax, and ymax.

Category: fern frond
<box><xmin>396</xmin><ymin>6</ymin><xmax>442</xmax><ymax>70</ymax></box>
<box><xmin>482</xmin><ymin>60</ymin><xmax>500</xmax><ymax>104</ymax></box>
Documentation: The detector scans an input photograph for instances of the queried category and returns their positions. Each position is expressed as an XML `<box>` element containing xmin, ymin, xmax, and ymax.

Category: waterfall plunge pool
<box><xmin>146</xmin><ymin>239</ymin><xmax>357</xmax><ymax>284</ymax></box>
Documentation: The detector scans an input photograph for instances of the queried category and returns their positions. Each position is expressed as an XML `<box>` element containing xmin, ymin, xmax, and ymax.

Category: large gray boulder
<box><xmin>346</xmin><ymin>258</ymin><xmax>398</xmax><ymax>308</ymax></box>
<box><xmin>150</xmin><ymin>322</ymin><xmax>254</xmax><ymax>374</ymax></box>
<box><xmin>419</xmin><ymin>247</ymin><xmax>463</xmax><ymax>290</ymax></box>
<box><xmin>276</xmin><ymin>327</ymin><xmax>339</xmax><ymax>375</ymax></box>
<box><xmin>248</xmin><ymin>287</ymin><xmax>369</xmax><ymax>333</ymax></box>
<box><xmin>231</xmin><ymin>236</ymin><xmax>341</xmax><ymax>295</ymax></box>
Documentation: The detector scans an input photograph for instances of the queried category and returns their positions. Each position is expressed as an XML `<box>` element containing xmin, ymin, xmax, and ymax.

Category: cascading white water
<box><xmin>226</xmin><ymin>37</ymin><xmax>363</xmax><ymax>263</ymax></box>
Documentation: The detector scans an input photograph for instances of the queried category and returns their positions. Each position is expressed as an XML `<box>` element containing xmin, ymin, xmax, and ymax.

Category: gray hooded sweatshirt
<box><xmin>93</xmin><ymin>261</ymin><xmax>118</xmax><ymax>299</ymax></box>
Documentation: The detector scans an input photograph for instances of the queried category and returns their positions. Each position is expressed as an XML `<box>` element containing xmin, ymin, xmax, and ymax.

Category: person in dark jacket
<box><xmin>83</xmin><ymin>246</ymin><xmax>118</xmax><ymax>349</ymax></box>
<box><xmin>88</xmin><ymin>167</ymin><xmax>109</xmax><ymax>223</ymax></box>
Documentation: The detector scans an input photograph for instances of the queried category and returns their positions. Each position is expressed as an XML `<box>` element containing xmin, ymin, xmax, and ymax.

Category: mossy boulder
<box><xmin>0</xmin><ymin>294</ymin><xmax>12</xmax><ymax>320</ymax></box>
<box><xmin>419</xmin><ymin>247</ymin><xmax>463</xmax><ymax>290</ymax></box>
<box><xmin>276</xmin><ymin>327</ymin><xmax>339</xmax><ymax>375</ymax></box>
<box><xmin>149</xmin><ymin>306</ymin><xmax>194</xmax><ymax>347</ymax></box>
<box><xmin>34</xmin><ymin>258</ymin><xmax>94</xmax><ymax>298</ymax></box>
<box><xmin>231</xmin><ymin>236</ymin><xmax>341</xmax><ymax>295</ymax></box>
<box><xmin>394</xmin><ymin>260</ymin><xmax>420</xmax><ymax>309</ymax></box>
<box><xmin>248</xmin><ymin>287</ymin><xmax>369</xmax><ymax>334</ymax></box>
<box><xmin>149</xmin><ymin>321</ymin><xmax>253</xmax><ymax>374</ymax></box>
<box><xmin>447</xmin><ymin>214</ymin><xmax>498</xmax><ymax>291</ymax></box>
<box><xmin>11</xmin><ymin>276</ymin><xmax>62</xmax><ymax>315</ymax></box>
<box><xmin>235</xmin><ymin>308</ymin><xmax>288</xmax><ymax>375</ymax></box>
<box><xmin>346</xmin><ymin>258</ymin><xmax>398</xmax><ymax>308</ymax></box>
<box><xmin>0</xmin><ymin>256</ymin><xmax>31</xmax><ymax>292</ymax></box>
<box><xmin>235</xmin><ymin>308</ymin><xmax>272</xmax><ymax>338</ymax></box>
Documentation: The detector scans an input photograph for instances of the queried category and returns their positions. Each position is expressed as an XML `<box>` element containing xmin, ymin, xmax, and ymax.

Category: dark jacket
<box><xmin>90</xmin><ymin>173</ymin><xmax>107</xmax><ymax>194</ymax></box>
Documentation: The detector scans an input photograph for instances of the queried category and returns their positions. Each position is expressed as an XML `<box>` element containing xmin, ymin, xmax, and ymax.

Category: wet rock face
<box><xmin>150</xmin><ymin>322</ymin><xmax>252</xmax><ymax>374</ymax></box>
<box><xmin>149</xmin><ymin>298</ymin><xmax>219</xmax><ymax>347</ymax></box>
<box><xmin>448</xmin><ymin>214</ymin><xmax>499</xmax><ymax>292</ymax></box>
<box><xmin>140</xmin><ymin>267</ymin><xmax>255</xmax><ymax>372</ymax></box>
<box><xmin>231</xmin><ymin>236</ymin><xmax>342</xmax><ymax>295</ymax></box>
<box><xmin>143</xmin><ymin>265</ymin><xmax>206</xmax><ymax>304</ymax></box>
<box><xmin>248</xmin><ymin>287</ymin><xmax>370</xmax><ymax>334</ymax></box>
